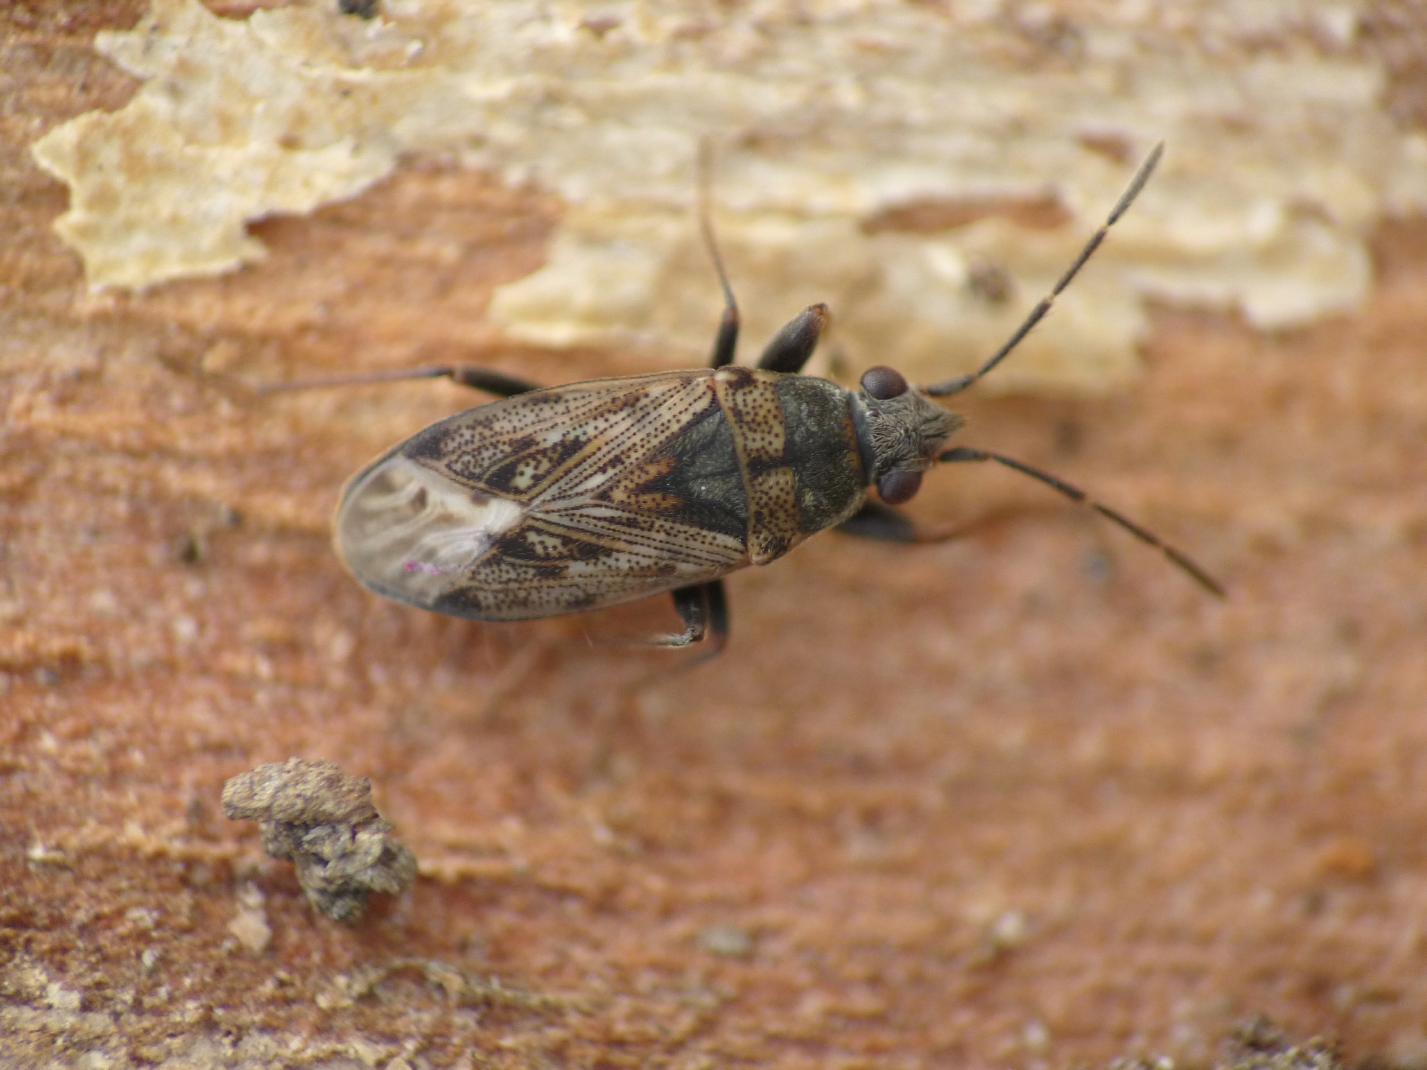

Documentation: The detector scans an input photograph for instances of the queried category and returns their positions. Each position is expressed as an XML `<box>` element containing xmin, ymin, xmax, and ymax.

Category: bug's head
<box><xmin>857</xmin><ymin>365</ymin><xmax>963</xmax><ymax>505</ymax></box>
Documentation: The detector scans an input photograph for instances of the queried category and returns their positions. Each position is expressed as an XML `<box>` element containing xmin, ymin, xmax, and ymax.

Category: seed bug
<box><xmin>287</xmin><ymin>142</ymin><xmax>1222</xmax><ymax>658</ymax></box>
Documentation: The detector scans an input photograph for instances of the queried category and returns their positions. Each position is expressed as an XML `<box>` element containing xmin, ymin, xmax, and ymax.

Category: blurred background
<box><xmin>5</xmin><ymin>2</ymin><xmax>1427</xmax><ymax>1066</ymax></box>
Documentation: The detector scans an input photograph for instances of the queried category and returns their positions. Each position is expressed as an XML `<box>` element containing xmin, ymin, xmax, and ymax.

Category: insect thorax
<box><xmin>714</xmin><ymin>368</ymin><xmax>869</xmax><ymax>564</ymax></box>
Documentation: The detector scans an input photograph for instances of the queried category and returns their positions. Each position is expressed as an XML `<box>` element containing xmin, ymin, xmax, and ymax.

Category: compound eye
<box><xmin>876</xmin><ymin>469</ymin><xmax>923</xmax><ymax>505</ymax></box>
<box><xmin>860</xmin><ymin>365</ymin><xmax>908</xmax><ymax>400</ymax></box>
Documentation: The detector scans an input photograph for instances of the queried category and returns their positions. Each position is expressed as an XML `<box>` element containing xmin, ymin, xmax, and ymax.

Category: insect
<box><xmin>300</xmin><ymin>142</ymin><xmax>1221</xmax><ymax>657</ymax></box>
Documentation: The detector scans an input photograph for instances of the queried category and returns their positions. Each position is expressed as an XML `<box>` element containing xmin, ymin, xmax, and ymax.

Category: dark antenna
<box><xmin>940</xmin><ymin>445</ymin><xmax>1225</xmax><ymax>598</ymax></box>
<box><xmin>924</xmin><ymin>142</ymin><xmax>1163</xmax><ymax>398</ymax></box>
<box><xmin>923</xmin><ymin>143</ymin><xmax>1220</xmax><ymax>597</ymax></box>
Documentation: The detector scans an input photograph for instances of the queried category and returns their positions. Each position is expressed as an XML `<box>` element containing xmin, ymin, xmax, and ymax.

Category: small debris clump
<box><xmin>1221</xmin><ymin>1018</ymin><xmax>1343</xmax><ymax>1070</ymax></box>
<box><xmin>1105</xmin><ymin>1019</ymin><xmax>1345</xmax><ymax>1070</ymax></box>
<box><xmin>222</xmin><ymin>758</ymin><xmax>416</xmax><ymax>922</ymax></box>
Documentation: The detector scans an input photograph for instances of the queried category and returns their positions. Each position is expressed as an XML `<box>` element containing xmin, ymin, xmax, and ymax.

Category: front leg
<box><xmin>835</xmin><ymin>499</ymin><xmax>929</xmax><ymax>544</ymax></box>
<box><xmin>756</xmin><ymin>303</ymin><xmax>830</xmax><ymax>374</ymax></box>
<box><xmin>836</xmin><ymin>499</ymin><xmax>1034</xmax><ymax>546</ymax></box>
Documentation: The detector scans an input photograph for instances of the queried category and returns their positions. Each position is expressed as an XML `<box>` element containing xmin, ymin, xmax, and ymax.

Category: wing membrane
<box><xmin>337</xmin><ymin>372</ymin><xmax>751</xmax><ymax>620</ymax></box>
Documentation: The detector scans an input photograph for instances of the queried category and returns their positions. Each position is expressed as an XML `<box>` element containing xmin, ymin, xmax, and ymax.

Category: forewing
<box><xmin>336</xmin><ymin>372</ymin><xmax>751</xmax><ymax>620</ymax></box>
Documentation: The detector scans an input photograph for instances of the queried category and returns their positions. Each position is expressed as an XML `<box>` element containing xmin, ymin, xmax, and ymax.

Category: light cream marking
<box><xmin>747</xmin><ymin>468</ymin><xmax>800</xmax><ymax>564</ymax></box>
<box><xmin>711</xmin><ymin>369</ymin><xmax>803</xmax><ymax>565</ymax></box>
<box><xmin>714</xmin><ymin>367</ymin><xmax>786</xmax><ymax>461</ymax></box>
<box><xmin>336</xmin><ymin>455</ymin><xmax>525</xmax><ymax>609</ymax></box>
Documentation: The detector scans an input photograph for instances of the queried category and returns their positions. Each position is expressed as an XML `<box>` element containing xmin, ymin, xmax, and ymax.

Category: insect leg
<box><xmin>260</xmin><ymin>365</ymin><xmax>542</xmax><ymax>398</ymax></box>
<box><xmin>835</xmin><ymin>499</ymin><xmax>992</xmax><ymax>544</ymax></box>
<box><xmin>758</xmin><ymin>303</ymin><xmax>830</xmax><ymax>373</ymax></box>
<box><xmin>835</xmin><ymin>499</ymin><xmax>923</xmax><ymax>543</ymax></box>
<box><xmin>939</xmin><ymin>445</ymin><xmax>1225</xmax><ymax>596</ymax></box>
<box><xmin>650</xmin><ymin>580</ymin><xmax>730</xmax><ymax>656</ymax></box>
<box><xmin>440</xmin><ymin>367</ymin><xmax>543</xmax><ymax>397</ymax></box>
<box><xmin>703</xmin><ymin>237</ymin><xmax>740</xmax><ymax>370</ymax></box>
<box><xmin>696</xmin><ymin>145</ymin><xmax>829</xmax><ymax>373</ymax></box>
<box><xmin>697</xmin><ymin>145</ymin><xmax>742</xmax><ymax>368</ymax></box>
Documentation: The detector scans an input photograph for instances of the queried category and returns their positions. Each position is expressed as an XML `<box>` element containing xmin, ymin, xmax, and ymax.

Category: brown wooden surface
<box><xmin>5</xmin><ymin>5</ymin><xmax>1427</xmax><ymax>1068</ymax></box>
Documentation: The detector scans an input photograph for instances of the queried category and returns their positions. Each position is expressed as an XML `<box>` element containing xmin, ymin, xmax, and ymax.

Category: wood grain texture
<box><xmin>5</xmin><ymin>4</ymin><xmax>1427</xmax><ymax>1067</ymax></box>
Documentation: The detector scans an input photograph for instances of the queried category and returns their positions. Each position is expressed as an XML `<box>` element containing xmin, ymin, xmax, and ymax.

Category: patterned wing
<box><xmin>335</xmin><ymin>372</ymin><xmax>751</xmax><ymax>621</ymax></box>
